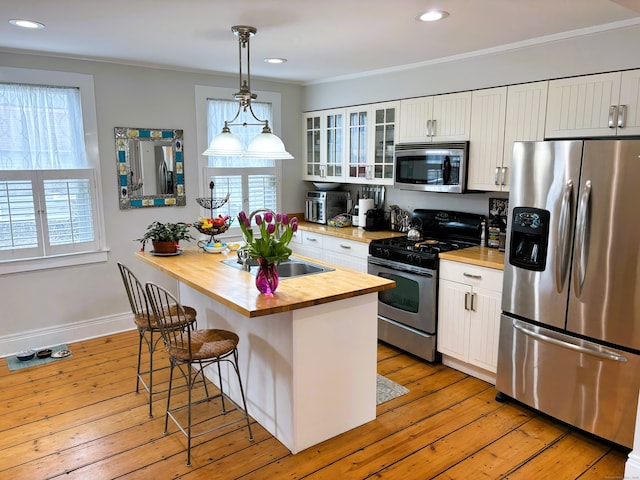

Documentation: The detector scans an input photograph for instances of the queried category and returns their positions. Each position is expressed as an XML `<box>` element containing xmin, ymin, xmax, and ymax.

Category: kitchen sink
<box><xmin>221</xmin><ymin>257</ymin><xmax>334</xmax><ymax>278</ymax></box>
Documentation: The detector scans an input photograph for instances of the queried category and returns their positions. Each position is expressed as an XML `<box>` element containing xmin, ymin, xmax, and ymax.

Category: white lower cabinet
<box><xmin>437</xmin><ymin>259</ymin><xmax>503</xmax><ymax>383</ymax></box>
<box><xmin>291</xmin><ymin>230</ymin><xmax>369</xmax><ymax>273</ymax></box>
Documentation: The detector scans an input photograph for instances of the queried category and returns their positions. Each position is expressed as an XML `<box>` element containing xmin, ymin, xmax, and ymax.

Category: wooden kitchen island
<box><xmin>135</xmin><ymin>247</ymin><xmax>395</xmax><ymax>454</ymax></box>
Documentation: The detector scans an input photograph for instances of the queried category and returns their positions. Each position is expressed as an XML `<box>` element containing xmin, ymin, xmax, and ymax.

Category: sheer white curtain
<box><xmin>0</xmin><ymin>82</ymin><xmax>98</xmax><ymax>261</ymax></box>
<box><xmin>0</xmin><ymin>84</ymin><xmax>88</xmax><ymax>170</ymax></box>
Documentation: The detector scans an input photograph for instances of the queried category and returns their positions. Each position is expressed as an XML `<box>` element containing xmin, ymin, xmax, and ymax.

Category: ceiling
<box><xmin>2</xmin><ymin>0</ymin><xmax>640</xmax><ymax>84</ymax></box>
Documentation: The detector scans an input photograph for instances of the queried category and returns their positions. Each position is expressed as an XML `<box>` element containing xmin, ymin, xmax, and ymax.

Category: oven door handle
<box><xmin>368</xmin><ymin>257</ymin><xmax>434</xmax><ymax>277</ymax></box>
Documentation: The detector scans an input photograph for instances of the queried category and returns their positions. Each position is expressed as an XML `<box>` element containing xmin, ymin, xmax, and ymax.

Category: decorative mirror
<box><xmin>115</xmin><ymin>127</ymin><xmax>186</xmax><ymax>209</ymax></box>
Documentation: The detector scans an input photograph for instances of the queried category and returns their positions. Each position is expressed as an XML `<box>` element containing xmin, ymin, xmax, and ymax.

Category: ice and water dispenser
<box><xmin>509</xmin><ymin>207</ymin><xmax>550</xmax><ymax>271</ymax></box>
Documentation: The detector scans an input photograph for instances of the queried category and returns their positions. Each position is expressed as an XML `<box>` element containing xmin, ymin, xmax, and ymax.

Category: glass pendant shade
<box><xmin>203</xmin><ymin>25</ymin><xmax>293</xmax><ymax>160</ymax></box>
<box><xmin>202</xmin><ymin>130</ymin><xmax>244</xmax><ymax>156</ymax></box>
<box><xmin>246</xmin><ymin>131</ymin><xmax>294</xmax><ymax>160</ymax></box>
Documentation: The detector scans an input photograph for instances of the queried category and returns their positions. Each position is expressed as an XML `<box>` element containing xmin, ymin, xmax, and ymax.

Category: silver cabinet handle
<box><xmin>513</xmin><ymin>321</ymin><xmax>627</xmax><ymax>363</ymax></box>
<box><xmin>432</xmin><ymin>119</ymin><xmax>437</xmax><ymax>137</ymax></box>
<box><xmin>470</xmin><ymin>293</ymin><xmax>476</xmax><ymax>312</ymax></box>
<box><xmin>494</xmin><ymin>167</ymin><xmax>500</xmax><ymax>185</ymax></box>
<box><xmin>608</xmin><ymin>105</ymin><xmax>618</xmax><ymax>128</ymax></box>
<box><xmin>426</xmin><ymin>120</ymin><xmax>432</xmax><ymax>137</ymax></box>
<box><xmin>618</xmin><ymin>104</ymin><xmax>627</xmax><ymax>128</ymax></box>
<box><xmin>463</xmin><ymin>272</ymin><xmax>482</xmax><ymax>280</ymax></box>
<box><xmin>307</xmin><ymin>237</ymin><xmax>318</xmax><ymax>242</ymax></box>
<box><xmin>339</xmin><ymin>244</ymin><xmax>351</xmax><ymax>250</ymax></box>
<box><xmin>501</xmin><ymin>167</ymin><xmax>508</xmax><ymax>186</ymax></box>
<box><xmin>464</xmin><ymin>292</ymin><xmax>470</xmax><ymax>310</ymax></box>
<box><xmin>555</xmin><ymin>180</ymin><xmax>573</xmax><ymax>293</ymax></box>
<box><xmin>573</xmin><ymin>180</ymin><xmax>591</xmax><ymax>298</ymax></box>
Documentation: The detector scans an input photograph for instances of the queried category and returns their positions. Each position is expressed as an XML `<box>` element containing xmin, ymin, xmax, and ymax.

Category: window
<box><xmin>0</xmin><ymin>68</ymin><xmax>105</xmax><ymax>272</ymax></box>
<box><xmin>195</xmin><ymin>86</ymin><xmax>282</xmax><ymax>234</ymax></box>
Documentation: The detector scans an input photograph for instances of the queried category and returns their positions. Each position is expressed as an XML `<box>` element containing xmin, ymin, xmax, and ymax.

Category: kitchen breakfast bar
<box><xmin>135</xmin><ymin>247</ymin><xmax>395</xmax><ymax>454</ymax></box>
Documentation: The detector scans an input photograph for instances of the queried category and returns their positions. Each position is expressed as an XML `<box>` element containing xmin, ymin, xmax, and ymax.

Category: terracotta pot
<box><xmin>152</xmin><ymin>240</ymin><xmax>177</xmax><ymax>254</ymax></box>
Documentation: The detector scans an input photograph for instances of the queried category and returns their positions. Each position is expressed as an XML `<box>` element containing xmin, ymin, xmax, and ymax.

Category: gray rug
<box><xmin>376</xmin><ymin>374</ymin><xmax>409</xmax><ymax>405</ymax></box>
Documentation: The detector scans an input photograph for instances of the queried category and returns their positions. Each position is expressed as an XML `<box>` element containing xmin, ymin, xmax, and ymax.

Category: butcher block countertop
<box><xmin>439</xmin><ymin>246</ymin><xmax>505</xmax><ymax>270</ymax></box>
<box><xmin>135</xmin><ymin>247</ymin><xmax>395</xmax><ymax>318</ymax></box>
<box><xmin>297</xmin><ymin>221</ymin><xmax>407</xmax><ymax>243</ymax></box>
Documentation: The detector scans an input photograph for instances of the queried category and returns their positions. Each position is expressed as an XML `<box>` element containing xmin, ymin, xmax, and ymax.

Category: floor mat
<box><xmin>6</xmin><ymin>345</ymin><xmax>71</xmax><ymax>371</ymax></box>
<box><xmin>376</xmin><ymin>374</ymin><xmax>409</xmax><ymax>405</ymax></box>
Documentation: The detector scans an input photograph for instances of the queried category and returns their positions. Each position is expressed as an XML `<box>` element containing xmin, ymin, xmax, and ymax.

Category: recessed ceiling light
<box><xmin>264</xmin><ymin>58</ymin><xmax>287</xmax><ymax>64</ymax></box>
<box><xmin>9</xmin><ymin>19</ymin><xmax>45</xmax><ymax>29</ymax></box>
<box><xmin>417</xmin><ymin>10</ymin><xmax>449</xmax><ymax>22</ymax></box>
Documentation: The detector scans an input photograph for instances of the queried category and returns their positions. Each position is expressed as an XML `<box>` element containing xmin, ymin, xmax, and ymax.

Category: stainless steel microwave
<box><xmin>394</xmin><ymin>142</ymin><xmax>469</xmax><ymax>193</ymax></box>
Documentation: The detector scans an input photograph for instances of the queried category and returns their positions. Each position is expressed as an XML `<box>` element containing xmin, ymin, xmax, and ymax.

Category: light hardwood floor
<box><xmin>0</xmin><ymin>330</ymin><xmax>629</xmax><ymax>479</ymax></box>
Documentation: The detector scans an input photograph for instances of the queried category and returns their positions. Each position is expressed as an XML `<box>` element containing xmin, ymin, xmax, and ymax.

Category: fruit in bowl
<box><xmin>203</xmin><ymin>242</ymin><xmax>227</xmax><ymax>253</ymax></box>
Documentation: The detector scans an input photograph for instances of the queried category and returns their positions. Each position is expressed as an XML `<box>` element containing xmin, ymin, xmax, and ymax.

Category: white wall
<box><xmin>0</xmin><ymin>52</ymin><xmax>303</xmax><ymax>355</ymax></box>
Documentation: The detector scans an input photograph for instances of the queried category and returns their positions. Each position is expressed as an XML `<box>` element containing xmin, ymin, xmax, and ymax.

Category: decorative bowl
<box><xmin>193</xmin><ymin>222</ymin><xmax>230</xmax><ymax>236</ymax></box>
<box><xmin>16</xmin><ymin>350</ymin><xmax>35</xmax><ymax>361</ymax></box>
<box><xmin>204</xmin><ymin>243</ymin><xmax>227</xmax><ymax>253</ymax></box>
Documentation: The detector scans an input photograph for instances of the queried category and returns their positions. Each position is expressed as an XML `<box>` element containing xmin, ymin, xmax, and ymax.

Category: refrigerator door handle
<box><xmin>555</xmin><ymin>180</ymin><xmax>573</xmax><ymax>293</ymax></box>
<box><xmin>513</xmin><ymin>322</ymin><xmax>628</xmax><ymax>363</ymax></box>
<box><xmin>573</xmin><ymin>180</ymin><xmax>592</xmax><ymax>298</ymax></box>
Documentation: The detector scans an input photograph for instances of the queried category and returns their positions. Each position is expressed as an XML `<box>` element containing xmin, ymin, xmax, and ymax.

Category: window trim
<box><xmin>0</xmin><ymin>67</ymin><xmax>107</xmax><ymax>274</ymax></box>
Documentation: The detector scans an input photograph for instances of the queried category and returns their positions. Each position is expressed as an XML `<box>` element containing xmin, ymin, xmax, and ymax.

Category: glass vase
<box><xmin>255</xmin><ymin>258</ymin><xmax>279</xmax><ymax>295</ymax></box>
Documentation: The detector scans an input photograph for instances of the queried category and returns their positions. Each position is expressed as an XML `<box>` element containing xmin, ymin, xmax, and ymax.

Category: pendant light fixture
<box><xmin>203</xmin><ymin>25</ymin><xmax>294</xmax><ymax>160</ymax></box>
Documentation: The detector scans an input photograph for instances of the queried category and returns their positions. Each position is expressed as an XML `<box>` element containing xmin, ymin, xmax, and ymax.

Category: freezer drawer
<box><xmin>496</xmin><ymin>314</ymin><xmax>640</xmax><ymax>448</ymax></box>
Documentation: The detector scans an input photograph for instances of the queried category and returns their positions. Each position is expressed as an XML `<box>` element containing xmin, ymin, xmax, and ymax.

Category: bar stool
<box><xmin>117</xmin><ymin>262</ymin><xmax>197</xmax><ymax>417</ymax></box>
<box><xmin>145</xmin><ymin>281</ymin><xmax>254</xmax><ymax>466</ymax></box>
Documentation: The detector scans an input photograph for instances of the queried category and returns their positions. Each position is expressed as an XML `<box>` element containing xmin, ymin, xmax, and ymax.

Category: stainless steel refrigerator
<box><xmin>496</xmin><ymin>139</ymin><xmax>640</xmax><ymax>448</ymax></box>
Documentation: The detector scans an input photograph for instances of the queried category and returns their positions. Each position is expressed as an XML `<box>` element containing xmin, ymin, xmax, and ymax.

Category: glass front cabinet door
<box><xmin>346</xmin><ymin>101</ymin><xmax>398</xmax><ymax>185</ymax></box>
<box><xmin>302</xmin><ymin>108</ymin><xmax>346</xmax><ymax>181</ymax></box>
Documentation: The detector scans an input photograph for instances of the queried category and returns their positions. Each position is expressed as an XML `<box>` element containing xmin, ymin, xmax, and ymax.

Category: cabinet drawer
<box><xmin>440</xmin><ymin>259</ymin><xmax>503</xmax><ymax>291</ymax></box>
<box><xmin>323</xmin><ymin>235</ymin><xmax>369</xmax><ymax>257</ymax></box>
<box><xmin>300</xmin><ymin>231</ymin><xmax>324</xmax><ymax>249</ymax></box>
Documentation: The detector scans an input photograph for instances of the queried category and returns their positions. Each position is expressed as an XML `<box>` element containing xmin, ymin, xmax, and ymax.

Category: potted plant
<box><xmin>136</xmin><ymin>221</ymin><xmax>195</xmax><ymax>253</ymax></box>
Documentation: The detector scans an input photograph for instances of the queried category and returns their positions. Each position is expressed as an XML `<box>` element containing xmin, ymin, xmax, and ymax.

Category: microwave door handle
<box><xmin>573</xmin><ymin>180</ymin><xmax>592</xmax><ymax>298</ymax></box>
<box><xmin>442</xmin><ymin>157</ymin><xmax>451</xmax><ymax>184</ymax></box>
<box><xmin>555</xmin><ymin>180</ymin><xmax>573</xmax><ymax>293</ymax></box>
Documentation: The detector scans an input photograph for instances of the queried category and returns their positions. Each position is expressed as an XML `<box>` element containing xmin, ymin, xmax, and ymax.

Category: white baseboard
<box><xmin>0</xmin><ymin>313</ymin><xmax>134</xmax><ymax>357</ymax></box>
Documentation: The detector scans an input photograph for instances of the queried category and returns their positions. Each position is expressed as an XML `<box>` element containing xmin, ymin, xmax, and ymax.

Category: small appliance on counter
<box><xmin>304</xmin><ymin>190</ymin><xmax>349</xmax><ymax>224</ymax></box>
<box><xmin>364</xmin><ymin>208</ymin><xmax>386</xmax><ymax>231</ymax></box>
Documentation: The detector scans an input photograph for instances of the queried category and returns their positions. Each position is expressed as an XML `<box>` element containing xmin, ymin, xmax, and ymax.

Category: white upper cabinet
<box><xmin>545</xmin><ymin>69</ymin><xmax>640</xmax><ymax>138</ymax></box>
<box><xmin>468</xmin><ymin>82</ymin><xmax>548</xmax><ymax>192</ymax></box>
<box><xmin>618</xmin><ymin>69</ymin><xmax>640</xmax><ymax>135</ymax></box>
<box><xmin>302</xmin><ymin>108</ymin><xmax>346</xmax><ymax>182</ymax></box>
<box><xmin>399</xmin><ymin>92</ymin><xmax>472</xmax><ymax>143</ymax></box>
<box><xmin>467</xmin><ymin>87</ymin><xmax>507</xmax><ymax>192</ymax></box>
<box><xmin>502</xmin><ymin>81</ymin><xmax>548</xmax><ymax>182</ymax></box>
<box><xmin>346</xmin><ymin>101</ymin><xmax>398</xmax><ymax>185</ymax></box>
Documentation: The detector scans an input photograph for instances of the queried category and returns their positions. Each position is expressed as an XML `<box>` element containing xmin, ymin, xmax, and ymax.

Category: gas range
<box><xmin>369</xmin><ymin>209</ymin><xmax>485</xmax><ymax>270</ymax></box>
<box><xmin>367</xmin><ymin>209</ymin><xmax>485</xmax><ymax>362</ymax></box>
<box><xmin>369</xmin><ymin>236</ymin><xmax>479</xmax><ymax>269</ymax></box>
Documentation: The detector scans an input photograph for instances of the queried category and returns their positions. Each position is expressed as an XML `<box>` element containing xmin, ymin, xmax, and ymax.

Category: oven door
<box><xmin>367</xmin><ymin>256</ymin><xmax>436</xmax><ymax>333</ymax></box>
